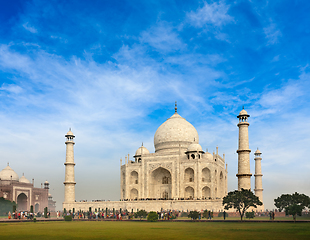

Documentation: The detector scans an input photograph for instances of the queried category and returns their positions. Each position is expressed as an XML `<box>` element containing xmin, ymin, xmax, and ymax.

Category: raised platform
<box><xmin>63</xmin><ymin>199</ymin><xmax>224</xmax><ymax>212</ymax></box>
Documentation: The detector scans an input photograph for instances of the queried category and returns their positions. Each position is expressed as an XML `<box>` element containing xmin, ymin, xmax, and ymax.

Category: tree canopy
<box><xmin>188</xmin><ymin>210</ymin><xmax>200</xmax><ymax>220</ymax></box>
<box><xmin>0</xmin><ymin>197</ymin><xmax>17</xmax><ymax>216</ymax></box>
<box><xmin>222</xmin><ymin>189</ymin><xmax>262</xmax><ymax>220</ymax></box>
<box><xmin>134</xmin><ymin>209</ymin><xmax>147</xmax><ymax>220</ymax></box>
<box><xmin>274</xmin><ymin>192</ymin><xmax>310</xmax><ymax>221</ymax></box>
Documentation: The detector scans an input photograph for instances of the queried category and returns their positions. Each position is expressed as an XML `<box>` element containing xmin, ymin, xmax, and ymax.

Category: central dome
<box><xmin>154</xmin><ymin>112</ymin><xmax>199</xmax><ymax>153</ymax></box>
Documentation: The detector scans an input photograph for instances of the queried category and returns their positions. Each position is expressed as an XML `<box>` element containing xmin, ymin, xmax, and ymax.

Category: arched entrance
<box><xmin>185</xmin><ymin>168</ymin><xmax>194</xmax><ymax>183</ymax></box>
<box><xmin>130</xmin><ymin>171</ymin><xmax>138</xmax><ymax>184</ymax></box>
<box><xmin>202</xmin><ymin>186</ymin><xmax>211</xmax><ymax>199</ymax></box>
<box><xmin>130</xmin><ymin>188</ymin><xmax>138</xmax><ymax>200</ymax></box>
<box><xmin>35</xmin><ymin>203</ymin><xmax>40</xmax><ymax>212</ymax></box>
<box><xmin>185</xmin><ymin>186</ymin><xmax>194</xmax><ymax>199</ymax></box>
<box><xmin>202</xmin><ymin>167</ymin><xmax>211</xmax><ymax>182</ymax></box>
<box><xmin>17</xmin><ymin>193</ymin><xmax>28</xmax><ymax>211</ymax></box>
<box><xmin>150</xmin><ymin>167</ymin><xmax>171</xmax><ymax>199</ymax></box>
<box><xmin>219</xmin><ymin>171</ymin><xmax>224</xmax><ymax>198</ymax></box>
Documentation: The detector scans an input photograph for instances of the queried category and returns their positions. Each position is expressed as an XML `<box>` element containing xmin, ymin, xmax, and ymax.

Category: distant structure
<box><xmin>0</xmin><ymin>164</ymin><xmax>55</xmax><ymax>212</ymax></box>
<box><xmin>254</xmin><ymin>149</ymin><xmax>264</xmax><ymax>211</ymax></box>
<box><xmin>236</xmin><ymin>108</ymin><xmax>252</xmax><ymax>190</ymax></box>
<box><xmin>63</xmin><ymin>105</ymin><xmax>264</xmax><ymax>212</ymax></box>
<box><xmin>63</xmin><ymin>130</ymin><xmax>76</xmax><ymax>204</ymax></box>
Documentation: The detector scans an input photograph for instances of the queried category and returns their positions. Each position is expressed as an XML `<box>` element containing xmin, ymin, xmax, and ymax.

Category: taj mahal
<box><xmin>62</xmin><ymin>104</ymin><xmax>264</xmax><ymax>212</ymax></box>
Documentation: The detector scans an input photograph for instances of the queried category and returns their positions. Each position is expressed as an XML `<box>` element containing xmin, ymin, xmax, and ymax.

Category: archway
<box><xmin>35</xmin><ymin>203</ymin><xmax>39</xmax><ymax>212</ymax></box>
<box><xmin>185</xmin><ymin>186</ymin><xmax>194</xmax><ymax>199</ymax></box>
<box><xmin>130</xmin><ymin>188</ymin><xmax>138</xmax><ymax>200</ymax></box>
<box><xmin>130</xmin><ymin>171</ymin><xmax>138</xmax><ymax>184</ymax></box>
<box><xmin>151</xmin><ymin>167</ymin><xmax>171</xmax><ymax>199</ymax></box>
<box><xmin>202</xmin><ymin>186</ymin><xmax>211</xmax><ymax>199</ymax></box>
<box><xmin>17</xmin><ymin>193</ymin><xmax>28</xmax><ymax>211</ymax></box>
<box><xmin>202</xmin><ymin>167</ymin><xmax>211</xmax><ymax>182</ymax></box>
<box><xmin>185</xmin><ymin>168</ymin><xmax>194</xmax><ymax>183</ymax></box>
<box><xmin>219</xmin><ymin>171</ymin><xmax>224</xmax><ymax>198</ymax></box>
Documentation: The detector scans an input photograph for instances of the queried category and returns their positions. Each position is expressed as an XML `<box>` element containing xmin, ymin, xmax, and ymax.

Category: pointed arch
<box><xmin>130</xmin><ymin>171</ymin><xmax>138</xmax><ymax>184</ymax></box>
<box><xmin>185</xmin><ymin>167</ymin><xmax>194</xmax><ymax>183</ymax></box>
<box><xmin>202</xmin><ymin>167</ymin><xmax>211</xmax><ymax>182</ymax></box>
<box><xmin>185</xmin><ymin>186</ymin><xmax>194</xmax><ymax>199</ymax></box>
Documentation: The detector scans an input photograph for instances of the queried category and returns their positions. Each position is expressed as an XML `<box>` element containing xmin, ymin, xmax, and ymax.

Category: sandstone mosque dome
<box><xmin>19</xmin><ymin>174</ymin><xmax>31</xmax><ymax>183</ymax></box>
<box><xmin>134</xmin><ymin>145</ymin><xmax>150</xmax><ymax>156</ymax></box>
<box><xmin>0</xmin><ymin>164</ymin><xmax>19</xmax><ymax>181</ymax></box>
<box><xmin>154</xmin><ymin>104</ymin><xmax>199</xmax><ymax>153</ymax></box>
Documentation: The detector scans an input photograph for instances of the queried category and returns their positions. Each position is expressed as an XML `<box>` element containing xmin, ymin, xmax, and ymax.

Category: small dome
<box><xmin>0</xmin><ymin>165</ymin><xmax>19</xmax><ymax>181</ymax></box>
<box><xmin>239</xmin><ymin>109</ymin><xmax>248</xmax><ymax>116</ymax></box>
<box><xmin>255</xmin><ymin>149</ymin><xmax>262</xmax><ymax>155</ymax></box>
<box><xmin>203</xmin><ymin>151</ymin><xmax>213</xmax><ymax>160</ymax></box>
<box><xmin>19</xmin><ymin>175</ymin><xmax>31</xmax><ymax>184</ymax></box>
<box><xmin>135</xmin><ymin>146</ymin><xmax>150</xmax><ymax>156</ymax></box>
<box><xmin>154</xmin><ymin>112</ymin><xmax>199</xmax><ymax>153</ymax></box>
<box><xmin>45</xmin><ymin>180</ymin><xmax>49</xmax><ymax>184</ymax></box>
<box><xmin>48</xmin><ymin>193</ymin><xmax>52</xmax><ymax>197</ymax></box>
<box><xmin>65</xmin><ymin>130</ymin><xmax>75</xmax><ymax>137</ymax></box>
<box><xmin>187</xmin><ymin>142</ymin><xmax>203</xmax><ymax>152</ymax></box>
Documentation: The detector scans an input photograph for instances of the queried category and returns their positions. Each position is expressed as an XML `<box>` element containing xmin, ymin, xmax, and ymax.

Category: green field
<box><xmin>0</xmin><ymin>221</ymin><xmax>310</xmax><ymax>240</ymax></box>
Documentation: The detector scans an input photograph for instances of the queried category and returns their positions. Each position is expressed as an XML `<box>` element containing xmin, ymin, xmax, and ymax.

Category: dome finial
<box><xmin>242</xmin><ymin>105</ymin><xmax>244</xmax><ymax>110</ymax></box>
<box><xmin>175</xmin><ymin>101</ymin><xmax>177</xmax><ymax>113</ymax></box>
<box><xmin>142</xmin><ymin>142</ymin><xmax>143</xmax><ymax>146</ymax></box>
<box><xmin>7</xmin><ymin>162</ymin><xmax>9</xmax><ymax>166</ymax></box>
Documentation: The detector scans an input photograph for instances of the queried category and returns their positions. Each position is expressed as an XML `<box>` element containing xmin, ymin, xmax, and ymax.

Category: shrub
<box><xmin>245</xmin><ymin>211</ymin><xmax>255</xmax><ymax>219</ymax></box>
<box><xmin>202</xmin><ymin>210</ymin><xmax>208</xmax><ymax>218</ymax></box>
<box><xmin>180</xmin><ymin>212</ymin><xmax>188</xmax><ymax>217</ymax></box>
<box><xmin>147</xmin><ymin>211</ymin><xmax>158</xmax><ymax>222</ymax></box>
<box><xmin>64</xmin><ymin>215</ymin><xmax>73</xmax><ymax>221</ymax></box>
<box><xmin>33</xmin><ymin>217</ymin><xmax>37</xmax><ymax>223</ymax></box>
<box><xmin>135</xmin><ymin>209</ymin><xmax>148</xmax><ymax>220</ymax></box>
<box><xmin>218</xmin><ymin>212</ymin><xmax>228</xmax><ymax>218</ymax></box>
<box><xmin>188</xmin><ymin>211</ymin><xmax>199</xmax><ymax>220</ymax></box>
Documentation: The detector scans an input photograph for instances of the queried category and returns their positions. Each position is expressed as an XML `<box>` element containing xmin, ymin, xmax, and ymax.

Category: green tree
<box><xmin>135</xmin><ymin>209</ymin><xmax>147</xmax><ymax>220</ymax></box>
<box><xmin>202</xmin><ymin>210</ymin><xmax>208</xmax><ymax>219</ymax></box>
<box><xmin>222</xmin><ymin>188</ymin><xmax>262</xmax><ymax>221</ymax></box>
<box><xmin>0</xmin><ymin>197</ymin><xmax>17</xmax><ymax>216</ymax></box>
<box><xmin>274</xmin><ymin>192</ymin><xmax>310</xmax><ymax>221</ymax></box>
<box><xmin>188</xmin><ymin>210</ymin><xmax>199</xmax><ymax>220</ymax></box>
<box><xmin>147</xmin><ymin>211</ymin><xmax>158</xmax><ymax>222</ymax></box>
<box><xmin>245</xmin><ymin>211</ymin><xmax>255</xmax><ymax>219</ymax></box>
<box><xmin>44</xmin><ymin>207</ymin><xmax>48</xmax><ymax>218</ymax></box>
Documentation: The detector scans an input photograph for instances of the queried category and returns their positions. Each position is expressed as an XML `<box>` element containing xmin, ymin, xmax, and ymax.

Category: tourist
<box><xmin>8</xmin><ymin>211</ymin><xmax>11</xmax><ymax>219</ymax></box>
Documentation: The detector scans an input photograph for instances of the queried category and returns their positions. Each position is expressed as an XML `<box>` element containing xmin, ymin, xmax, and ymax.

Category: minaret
<box><xmin>236</xmin><ymin>108</ymin><xmax>252</xmax><ymax>190</ymax></box>
<box><xmin>254</xmin><ymin>148</ymin><xmax>264</xmax><ymax>210</ymax></box>
<box><xmin>64</xmin><ymin>129</ymin><xmax>76</xmax><ymax>203</ymax></box>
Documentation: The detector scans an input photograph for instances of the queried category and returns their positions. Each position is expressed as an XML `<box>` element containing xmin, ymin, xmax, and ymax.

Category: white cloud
<box><xmin>0</xmin><ymin>83</ymin><xmax>23</xmax><ymax>94</ymax></box>
<box><xmin>186</xmin><ymin>1</ymin><xmax>234</xmax><ymax>28</ymax></box>
<box><xmin>139</xmin><ymin>22</ymin><xmax>185</xmax><ymax>52</ymax></box>
<box><xmin>264</xmin><ymin>23</ymin><xmax>282</xmax><ymax>45</ymax></box>
<box><xmin>22</xmin><ymin>22</ymin><xmax>38</xmax><ymax>33</ymax></box>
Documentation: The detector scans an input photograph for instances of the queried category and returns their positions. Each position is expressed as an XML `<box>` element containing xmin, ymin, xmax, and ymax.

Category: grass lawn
<box><xmin>0</xmin><ymin>221</ymin><xmax>310</xmax><ymax>239</ymax></box>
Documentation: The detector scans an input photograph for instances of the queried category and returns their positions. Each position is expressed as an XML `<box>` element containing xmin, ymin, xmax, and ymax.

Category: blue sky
<box><xmin>0</xmin><ymin>0</ymin><xmax>310</xmax><ymax>211</ymax></box>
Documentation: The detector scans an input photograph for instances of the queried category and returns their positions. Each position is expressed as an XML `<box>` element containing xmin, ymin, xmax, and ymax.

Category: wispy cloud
<box><xmin>186</xmin><ymin>2</ymin><xmax>234</xmax><ymax>28</ymax></box>
<box><xmin>139</xmin><ymin>22</ymin><xmax>185</xmax><ymax>52</ymax></box>
<box><xmin>22</xmin><ymin>22</ymin><xmax>38</xmax><ymax>33</ymax></box>
<box><xmin>0</xmin><ymin>83</ymin><xmax>23</xmax><ymax>94</ymax></box>
<box><xmin>264</xmin><ymin>23</ymin><xmax>282</xmax><ymax>45</ymax></box>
